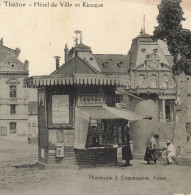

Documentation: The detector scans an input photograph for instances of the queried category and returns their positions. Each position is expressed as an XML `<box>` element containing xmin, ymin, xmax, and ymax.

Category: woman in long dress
<box><xmin>122</xmin><ymin>126</ymin><xmax>132</xmax><ymax>166</ymax></box>
<box><xmin>144</xmin><ymin>133</ymin><xmax>158</xmax><ymax>164</ymax></box>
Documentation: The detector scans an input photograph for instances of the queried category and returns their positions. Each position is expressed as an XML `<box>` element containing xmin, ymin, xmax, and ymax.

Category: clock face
<box><xmin>149</xmin><ymin>61</ymin><xmax>159</xmax><ymax>69</ymax></box>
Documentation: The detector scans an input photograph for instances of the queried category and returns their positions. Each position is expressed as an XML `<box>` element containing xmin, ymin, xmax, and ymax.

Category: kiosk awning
<box><xmin>102</xmin><ymin>105</ymin><xmax>152</xmax><ymax>121</ymax></box>
<box><xmin>74</xmin><ymin>106</ymin><xmax>152</xmax><ymax>149</ymax></box>
<box><xmin>78</xmin><ymin>105</ymin><xmax>151</xmax><ymax>121</ymax></box>
<box><xmin>78</xmin><ymin>106</ymin><xmax>120</xmax><ymax>119</ymax></box>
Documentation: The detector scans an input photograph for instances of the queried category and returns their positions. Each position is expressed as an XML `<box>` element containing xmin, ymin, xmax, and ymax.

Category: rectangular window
<box><xmin>10</xmin><ymin>105</ymin><xmax>16</xmax><ymax>114</ymax></box>
<box><xmin>159</xmin><ymin>99</ymin><xmax>174</xmax><ymax>122</ymax></box>
<box><xmin>10</xmin><ymin>122</ymin><xmax>16</xmax><ymax>134</ymax></box>
<box><xmin>10</xmin><ymin>86</ymin><xmax>16</xmax><ymax>98</ymax></box>
<box><xmin>165</xmin><ymin>104</ymin><xmax>170</xmax><ymax>122</ymax></box>
<box><xmin>186</xmin><ymin>123</ymin><xmax>191</xmax><ymax>134</ymax></box>
<box><xmin>0</xmin><ymin>126</ymin><xmax>7</xmax><ymax>136</ymax></box>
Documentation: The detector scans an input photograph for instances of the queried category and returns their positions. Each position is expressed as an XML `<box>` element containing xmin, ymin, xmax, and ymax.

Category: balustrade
<box><xmin>78</xmin><ymin>95</ymin><xmax>104</xmax><ymax>105</ymax></box>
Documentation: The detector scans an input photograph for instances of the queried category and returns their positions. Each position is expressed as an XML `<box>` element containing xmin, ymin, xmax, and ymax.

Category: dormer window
<box><xmin>9</xmin><ymin>62</ymin><xmax>16</xmax><ymax>68</ymax></box>
<box><xmin>102</xmin><ymin>62</ymin><xmax>108</xmax><ymax>68</ymax></box>
<box><xmin>117</xmin><ymin>62</ymin><xmax>124</xmax><ymax>68</ymax></box>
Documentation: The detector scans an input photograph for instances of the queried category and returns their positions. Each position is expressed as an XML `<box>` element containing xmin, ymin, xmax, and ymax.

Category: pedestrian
<box><xmin>122</xmin><ymin>125</ymin><xmax>132</xmax><ymax>166</ymax></box>
<box><xmin>144</xmin><ymin>132</ymin><xmax>157</xmax><ymax>164</ymax></box>
<box><xmin>154</xmin><ymin>134</ymin><xmax>159</xmax><ymax>147</ymax></box>
<box><xmin>166</xmin><ymin>140</ymin><xmax>176</xmax><ymax>165</ymax></box>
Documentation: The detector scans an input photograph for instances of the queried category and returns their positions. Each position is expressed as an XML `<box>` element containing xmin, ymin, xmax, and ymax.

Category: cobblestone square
<box><xmin>0</xmin><ymin>139</ymin><xmax>191</xmax><ymax>195</ymax></box>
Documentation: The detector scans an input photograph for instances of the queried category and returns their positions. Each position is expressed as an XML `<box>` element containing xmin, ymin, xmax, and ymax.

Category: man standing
<box><xmin>166</xmin><ymin>140</ymin><xmax>176</xmax><ymax>165</ymax></box>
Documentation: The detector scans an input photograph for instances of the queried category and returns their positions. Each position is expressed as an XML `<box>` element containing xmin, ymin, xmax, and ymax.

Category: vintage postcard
<box><xmin>0</xmin><ymin>0</ymin><xmax>191</xmax><ymax>194</ymax></box>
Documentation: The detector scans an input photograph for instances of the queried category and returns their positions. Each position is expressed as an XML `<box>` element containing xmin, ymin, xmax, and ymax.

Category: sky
<box><xmin>1</xmin><ymin>0</ymin><xmax>191</xmax><ymax>76</ymax></box>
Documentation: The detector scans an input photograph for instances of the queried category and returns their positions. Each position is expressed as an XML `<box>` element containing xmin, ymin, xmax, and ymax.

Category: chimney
<box><xmin>0</xmin><ymin>38</ymin><xmax>3</xmax><ymax>50</ymax></box>
<box><xmin>64</xmin><ymin>44</ymin><xmax>68</xmax><ymax>63</ymax></box>
<box><xmin>54</xmin><ymin>56</ymin><xmax>61</xmax><ymax>70</ymax></box>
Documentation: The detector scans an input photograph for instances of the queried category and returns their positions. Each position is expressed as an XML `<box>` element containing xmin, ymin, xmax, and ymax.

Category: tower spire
<box><xmin>143</xmin><ymin>14</ymin><xmax>145</xmax><ymax>33</ymax></box>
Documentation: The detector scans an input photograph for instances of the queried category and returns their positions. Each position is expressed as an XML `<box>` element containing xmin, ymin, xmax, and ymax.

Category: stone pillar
<box><xmin>162</xmin><ymin>99</ymin><xmax>166</xmax><ymax>122</ymax></box>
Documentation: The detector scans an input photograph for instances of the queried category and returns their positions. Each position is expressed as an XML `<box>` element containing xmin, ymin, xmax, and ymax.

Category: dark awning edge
<box><xmin>77</xmin><ymin>105</ymin><xmax>152</xmax><ymax>121</ymax></box>
<box><xmin>103</xmin><ymin>105</ymin><xmax>153</xmax><ymax>121</ymax></box>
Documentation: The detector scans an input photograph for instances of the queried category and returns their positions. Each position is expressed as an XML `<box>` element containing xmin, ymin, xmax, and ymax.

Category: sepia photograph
<box><xmin>0</xmin><ymin>0</ymin><xmax>191</xmax><ymax>194</ymax></box>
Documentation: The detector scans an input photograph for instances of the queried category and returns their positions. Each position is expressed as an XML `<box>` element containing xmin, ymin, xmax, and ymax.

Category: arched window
<box><xmin>150</xmin><ymin>75</ymin><xmax>157</xmax><ymax>88</ymax></box>
<box><xmin>138</xmin><ymin>75</ymin><xmax>146</xmax><ymax>87</ymax></box>
<box><xmin>10</xmin><ymin>122</ymin><xmax>16</xmax><ymax>134</ymax></box>
<box><xmin>161</xmin><ymin>75</ymin><xmax>168</xmax><ymax>89</ymax></box>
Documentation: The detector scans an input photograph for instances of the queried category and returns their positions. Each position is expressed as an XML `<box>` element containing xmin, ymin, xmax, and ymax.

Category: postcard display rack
<box><xmin>75</xmin><ymin>119</ymin><xmax>128</xmax><ymax>167</ymax></box>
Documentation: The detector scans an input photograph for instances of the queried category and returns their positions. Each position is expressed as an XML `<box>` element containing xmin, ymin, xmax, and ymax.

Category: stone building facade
<box><xmin>123</xmin><ymin>31</ymin><xmax>191</xmax><ymax>152</ymax></box>
<box><xmin>0</xmin><ymin>38</ymin><xmax>29</xmax><ymax>141</ymax></box>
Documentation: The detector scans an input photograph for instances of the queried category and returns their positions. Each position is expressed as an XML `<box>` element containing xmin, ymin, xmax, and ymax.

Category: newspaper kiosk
<box><xmin>25</xmin><ymin>41</ymin><xmax>151</xmax><ymax>169</ymax></box>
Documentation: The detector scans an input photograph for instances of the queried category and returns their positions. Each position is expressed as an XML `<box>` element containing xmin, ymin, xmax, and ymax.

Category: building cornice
<box><xmin>0</xmin><ymin>72</ymin><xmax>28</xmax><ymax>77</ymax></box>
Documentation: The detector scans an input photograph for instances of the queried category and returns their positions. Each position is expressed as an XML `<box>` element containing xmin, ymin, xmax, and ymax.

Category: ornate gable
<box><xmin>129</xmin><ymin>32</ymin><xmax>173</xmax><ymax>72</ymax></box>
<box><xmin>134</xmin><ymin>48</ymin><xmax>172</xmax><ymax>71</ymax></box>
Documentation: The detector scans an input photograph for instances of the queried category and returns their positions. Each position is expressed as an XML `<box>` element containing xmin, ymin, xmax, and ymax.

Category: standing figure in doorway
<box><xmin>122</xmin><ymin>125</ymin><xmax>133</xmax><ymax>166</ymax></box>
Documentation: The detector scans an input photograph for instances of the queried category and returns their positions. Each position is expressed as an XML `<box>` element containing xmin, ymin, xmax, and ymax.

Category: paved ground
<box><xmin>0</xmin><ymin>139</ymin><xmax>191</xmax><ymax>195</ymax></box>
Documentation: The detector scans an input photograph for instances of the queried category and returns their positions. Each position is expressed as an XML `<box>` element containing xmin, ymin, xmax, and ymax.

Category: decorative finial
<box><xmin>73</xmin><ymin>30</ymin><xmax>83</xmax><ymax>46</ymax></box>
<box><xmin>73</xmin><ymin>31</ymin><xmax>79</xmax><ymax>46</ymax></box>
<box><xmin>79</xmin><ymin>31</ymin><xmax>83</xmax><ymax>44</ymax></box>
